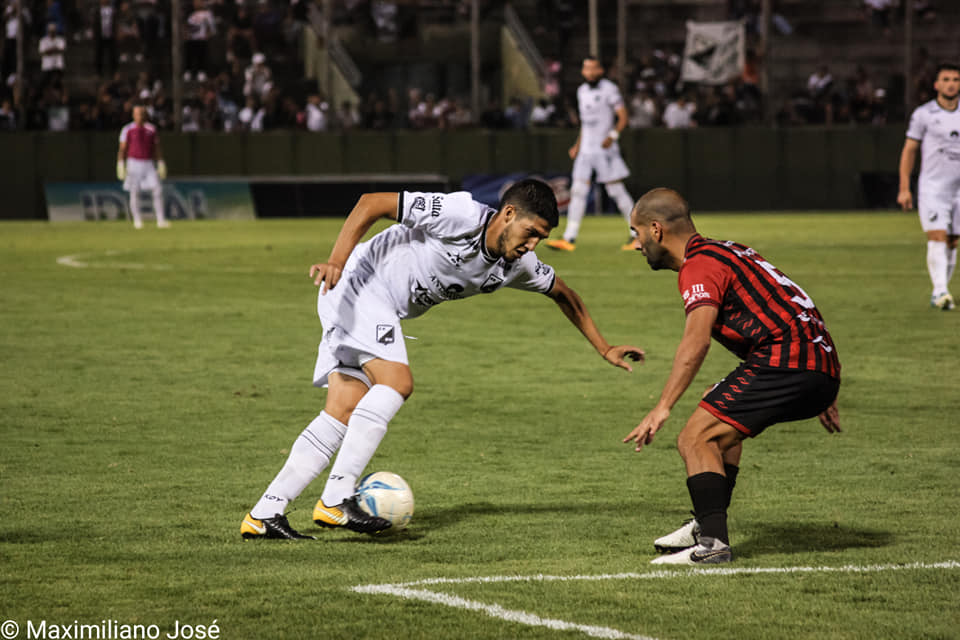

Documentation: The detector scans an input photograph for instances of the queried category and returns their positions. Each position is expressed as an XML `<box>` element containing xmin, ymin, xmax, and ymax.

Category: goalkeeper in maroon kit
<box><xmin>623</xmin><ymin>187</ymin><xmax>841</xmax><ymax>565</ymax></box>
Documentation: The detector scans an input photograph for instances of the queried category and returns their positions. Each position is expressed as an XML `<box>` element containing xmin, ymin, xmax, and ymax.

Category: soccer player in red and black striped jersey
<box><xmin>622</xmin><ymin>187</ymin><xmax>841</xmax><ymax>565</ymax></box>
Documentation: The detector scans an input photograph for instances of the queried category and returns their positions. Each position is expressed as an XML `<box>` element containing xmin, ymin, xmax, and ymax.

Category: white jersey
<box><xmin>577</xmin><ymin>78</ymin><xmax>623</xmax><ymax>152</ymax></box>
<box><xmin>906</xmin><ymin>99</ymin><xmax>960</xmax><ymax>199</ymax></box>
<box><xmin>344</xmin><ymin>191</ymin><xmax>557</xmax><ymax>320</ymax></box>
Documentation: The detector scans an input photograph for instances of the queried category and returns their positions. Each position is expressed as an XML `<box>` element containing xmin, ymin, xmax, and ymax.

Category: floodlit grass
<box><xmin>1</xmin><ymin>212</ymin><xmax>958</xmax><ymax>640</ymax></box>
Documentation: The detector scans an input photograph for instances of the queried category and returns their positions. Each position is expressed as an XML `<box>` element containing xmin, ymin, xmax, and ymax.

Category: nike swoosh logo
<box><xmin>244</xmin><ymin>518</ymin><xmax>266</xmax><ymax>534</ymax></box>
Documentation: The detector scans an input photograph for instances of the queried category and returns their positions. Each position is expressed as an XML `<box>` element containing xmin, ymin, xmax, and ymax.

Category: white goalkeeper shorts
<box><xmin>123</xmin><ymin>158</ymin><xmax>161</xmax><ymax>192</ymax></box>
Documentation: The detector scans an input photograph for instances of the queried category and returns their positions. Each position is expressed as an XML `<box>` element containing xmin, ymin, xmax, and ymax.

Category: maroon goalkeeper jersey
<box><xmin>678</xmin><ymin>234</ymin><xmax>840</xmax><ymax>378</ymax></box>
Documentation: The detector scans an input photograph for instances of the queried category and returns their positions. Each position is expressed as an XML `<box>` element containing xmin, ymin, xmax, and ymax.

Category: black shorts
<box><xmin>699</xmin><ymin>362</ymin><xmax>840</xmax><ymax>437</ymax></box>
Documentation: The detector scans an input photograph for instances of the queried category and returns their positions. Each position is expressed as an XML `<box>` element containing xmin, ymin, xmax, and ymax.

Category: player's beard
<box><xmin>641</xmin><ymin>239</ymin><xmax>671</xmax><ymax>270</ymax></box>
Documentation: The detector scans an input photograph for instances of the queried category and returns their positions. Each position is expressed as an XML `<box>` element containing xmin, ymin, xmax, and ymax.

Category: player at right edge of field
<box><xmin>898</xmin><ymin>62</ymin><xmax>960</xmax><ymax>311</ymax></box>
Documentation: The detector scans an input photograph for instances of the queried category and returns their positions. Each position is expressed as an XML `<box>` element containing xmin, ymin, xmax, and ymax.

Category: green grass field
<box><xmin>1</xmin><ymin>212</ymin><xmax>958</xmax><ymax>640</ymax></box>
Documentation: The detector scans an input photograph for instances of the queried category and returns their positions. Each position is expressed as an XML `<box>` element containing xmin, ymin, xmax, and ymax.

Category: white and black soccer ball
<box><xmin>355</xmin><ymin>471</ymin><xmax>414</xmax><ymax>531</ymax></box>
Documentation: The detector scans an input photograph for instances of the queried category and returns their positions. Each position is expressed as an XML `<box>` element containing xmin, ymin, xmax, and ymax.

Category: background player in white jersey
<box><xmin>117</xmin><ymin>105</ymin><xmax>169</xmax><ymax>229</ymax></box>
<box><xmin>241</xmin><ymin>179</ymin><xmax>644</xmax><ymax>539</ymax></box>
<box><xmin>547</xmin><ymin>56</ymin><xmax>637</xmax><ymax>253</ymax></box>
<box><xmin>898</xmin><ymin>62</ymin><xmax>960</xmax><ymax>310</ymax></box>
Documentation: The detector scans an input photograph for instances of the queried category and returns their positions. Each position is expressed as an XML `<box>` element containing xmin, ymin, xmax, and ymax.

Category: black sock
<box><xmin>687</xmin><ymin>472</ymin><xmax>729</xmax><ymax>545</ymax></box>
<box><xmin>724</xmin><ymin>463</ymin><xmax>739</xmax><ymax>509</ymax></box>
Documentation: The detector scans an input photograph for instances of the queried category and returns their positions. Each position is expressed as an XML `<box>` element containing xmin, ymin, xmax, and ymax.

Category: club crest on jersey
<box><xmin>480</xmin><ymin>274</ymin><xmax>503</xmax><ymax>293</ymax></box>
<box><xmin>412</xmin><ymin>196</ymin><xmax>426</xmax><ymax>211</ymax></box>
<box><xmin>376</xmin><ymin>324</ymin><xmax>395</xmax><ymax>344</ymax></box>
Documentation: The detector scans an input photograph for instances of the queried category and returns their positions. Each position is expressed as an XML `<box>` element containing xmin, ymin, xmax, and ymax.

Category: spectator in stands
<box><xmin>628</xmin><ymin>88</ymin><xmax>657</xmax><ymax>128</ymax></box>
<box><xmin>116</xmin><ymin>1</ymin><xmax>140</xmax><ymax>63</ymax></box>
<box><xmin>184</xmin><ymin>0</ymin><xmax>216</xmax><ymax>82</ymax></box>
<box><xmin>4</xmin><ymin>0</ymin><xmax>32</xmax><ymax>84</ymax></box>
<box><xmin>45</xmin><ymin>84</ymin><xmax>69</xmax><ymax>130</ymax></box>
<box><xmin>529</xmin><ymin>97</ymin><xmax>554</xmax><ymax>127</ymax></box>
<box><xmin>370</xmin><ymin>0</ymin><xmax>398</xmax><ymax>43</ymax></box>
<box><xmin>38</xmin><ymin>21</ymin><xmax>65</xmax><ymax>88</ymax></box>
<box><xmin>362</xmin><ymin>92</ymin><xmax>393</xmax><ymax>130</ymax></box>
<box><xmin>238</xmin><ymin>94</ymin><xmax>264</xmax><ymax>131</ymax></box>
<box><xmin>227</xmin><ymin>1</ymin><xmax>255</xmax><ymax>63</ymax></box>
<box><xmin>133</xmin><ymin>0</ymin><xmax>161</xmax><ymax>70</ymax></box>
<box><xmin>304</xmin><ymin>92</ymin><xmax>328</xmax><ymax>131</ymax></box>
<box><xmin>44</xmin><ymin>0</ymin><xmax>64</xmax><ymax>34</ymax></box>
<box><xmin>863</xmin><ymin>0</ymin><xmax>894</xmax><ymax>36</ymax></box>
<box><xmin>92</xmin><ymin>0</ymin><xmax>115</xmax><ymax>77</ymax></box>
<box><xmin>336</xmin><ymin>100</ymin><xmax>360</xmax><ymax>130</ymax></box>
<box><xmin>662</xmin><ymin>93</ymin><xmax>696</xmax><ymax>129</ymax></box>
<box><xmin>850</xmin><ymin>65</ymin><xmax>876</xmax><ymax>124</ymax></box>
<box><xmin>445</xmin><ymin>97</ymin><xmax>472</xmax><ymax>129</ymax></box>
<box><xmin>252</xmin><ymin>0</ymin><xmax>282</xmax><ymax>55</ymax></box>
<box><xmin>0</xmin><ymin>96</ymin><xmax>15</xmax><ymax>129</ymax></box>
<box><xmin>243</xmin><ymin>51</ymin><xmax>272</xmax><ymax>101</ymax></box>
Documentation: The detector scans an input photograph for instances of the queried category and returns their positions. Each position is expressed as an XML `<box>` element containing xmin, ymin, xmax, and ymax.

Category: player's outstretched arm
<box><xmin>897</xmin><ymin>138</ymin><xmax>919</xmax><ymax>210</ymax></box>
<box><xmin>546</xmin><ymin>276</ymin><xmax>644</xmax><ymax>372</ymax></box>
<box><xmin>623</xmin><ymin>305</ymin><xmax>715</xmax><ymax>451</ymax></box>
<box><xmin>311</xmin><ymin>192</ymin><xmax>399</xmax><ymax>293</ymax></box>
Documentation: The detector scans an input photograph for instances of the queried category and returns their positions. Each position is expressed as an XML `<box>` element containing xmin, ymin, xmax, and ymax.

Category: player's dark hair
<box><xmin>631</xmin><ymin>187</ymin><xmax>695</xmax><ymax>233</ymax></box>
<box><xmin>500</xmin><ymin>178</ymin><xmax>559</xmax><ymax>228</ymax></box>
<box><xmin>935</xmin><ymin>62</ymin><xmax>960</xmax><ymax>77</ymax></box>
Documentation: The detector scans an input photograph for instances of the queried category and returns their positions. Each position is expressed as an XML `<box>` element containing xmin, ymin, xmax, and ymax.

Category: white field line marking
<box><xmin>352</xmin><ymin>584</ymin><xmax>658</xmax><ymax>640</ymax></box>
<box><xmin>352</xmin><ymin>561</ymin><xmax>960</xmax><ymax>640</ymax></box>
<box><xmin>56</xmin><ymin>251</ymin><xmax>172</xmax><ymax>271</ymax></box>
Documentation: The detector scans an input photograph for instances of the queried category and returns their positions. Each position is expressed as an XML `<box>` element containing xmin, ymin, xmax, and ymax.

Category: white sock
<box><xmin>320</xmin><ymin>384</ymin><xmax>405</xmax><ymax>506</ymax></box>
<box><xmin>129</xmin><ymin>186</ymin><xmax>143</xmax><ymax>227</ymax></box>
<box><xmin>153</xmin><ymin>187</ymin><xmax>166</xmax><ymax>225</ymax></box>
<box><xmin>605</xmin><ymin>181</ymin><xmax>635</xmax><ymax>226</ymax></box>
<box><xmin>250</xmin><ymin>411</ymin><xmax>347</xmax><ymax>519</ymax></box>
<box><xmin>563</xmin><ymin>182</ymin><xmax>589</xmax><ymax>243</ymax></box>
<box><xmin>946</xmin><ymin>245</ymin><xmax>957</xmax><ymax>284</ymax></box>
<box><xmin>927</xmin><ymin>240</ymin><xmax>949</xmax><ymax>295</ymax></box>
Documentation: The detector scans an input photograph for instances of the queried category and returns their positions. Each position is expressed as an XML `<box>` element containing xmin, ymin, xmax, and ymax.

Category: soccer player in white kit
<box><xmin>240</xmin><ymin>180</ymin><xmax>645</xmax><ymax>539</ymax></box>
<box><xmin>117</xmin><ymin>105</ymin><xmax>169</xmax><ymax>229</ymax></box>
<box><xmin>898</xmin><ymin>62</ymin><xmax>960</xmax><ymax>310</ymax></box>
<box><xmin>546</xmin><ymin>56</ymin><xmax>637</xmax><ymax>253</ymax></box>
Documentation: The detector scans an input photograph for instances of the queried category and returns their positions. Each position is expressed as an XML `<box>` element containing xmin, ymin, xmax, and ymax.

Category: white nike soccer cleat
<box><xmin>650</xmin><ymin>536</ymin><xmax>732</xmax><ymax>565</ymax></box>
<box><xmin>654</xmin><ymin>517</ymin><xmax>700</xmax><ymax>553</ymax></box>
<box><xmin>932</xmin><ymin>292</ymin><xmax>955</xmax><ymax>311</ymax></box>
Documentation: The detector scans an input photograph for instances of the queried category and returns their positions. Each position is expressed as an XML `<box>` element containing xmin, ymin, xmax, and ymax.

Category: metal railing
<box><xmin>504</xmin><ymin>3</ymin><xmax>546</xmax><ymax>85</ymax></box>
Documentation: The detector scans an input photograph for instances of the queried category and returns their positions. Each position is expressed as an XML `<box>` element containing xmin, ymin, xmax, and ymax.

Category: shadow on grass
<box><xmin>334</xmin><ymin>500</ymin><xmax>651</xmax><ymax>544</ymax></box>
<box><xmin>735</xmin><ymin>521</ymin><xmax>894</xmax><ymax>558</ymax></box>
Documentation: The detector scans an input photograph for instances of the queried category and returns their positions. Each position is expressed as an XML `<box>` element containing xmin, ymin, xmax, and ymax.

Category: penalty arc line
<box><xmin>352</xmin><ymin>561</ymin><xmax>960</xmax><ymax>640</ymax></box>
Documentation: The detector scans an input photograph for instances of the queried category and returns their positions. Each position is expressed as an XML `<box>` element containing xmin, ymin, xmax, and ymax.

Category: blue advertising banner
<box><xmin>45</xmin><ymin>180</ymin><xmax>256</xmax><ymax>222</ymax></box>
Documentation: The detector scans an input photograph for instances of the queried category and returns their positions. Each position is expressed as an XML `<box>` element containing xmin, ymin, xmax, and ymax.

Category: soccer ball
<box><xmin>355</xmin><ymin>471</ymin><xmax>414</xmax><ymax>531</ymax></box>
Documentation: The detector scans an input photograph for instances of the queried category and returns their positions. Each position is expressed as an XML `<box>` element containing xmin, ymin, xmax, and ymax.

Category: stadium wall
<box><xmin>0</xmin><ymin>126</ymin><xmax>905</xmax><ymax>220</ymax></box>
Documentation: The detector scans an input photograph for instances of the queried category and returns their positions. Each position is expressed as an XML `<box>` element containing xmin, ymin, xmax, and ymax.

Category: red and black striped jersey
<box><xmin>678</xmin><ymin>234</ymin><xmax>840</xmax><ymax>378</ymax></box>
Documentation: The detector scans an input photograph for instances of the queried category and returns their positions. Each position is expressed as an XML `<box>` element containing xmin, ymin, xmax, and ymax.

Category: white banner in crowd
<box><xmin>680</xmin><ymin>20</ymin><xmax>746</xmax><ymax>85</ymax></box>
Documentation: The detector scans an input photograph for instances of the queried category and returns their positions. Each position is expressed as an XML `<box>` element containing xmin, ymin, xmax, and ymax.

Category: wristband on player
<box><xmin>116</xmin><ymin>161</ymin><xmax>126</xmax><ymax>180</ymax></box>
<box><xmin>157</xmin><ymin>160</ymin><xmax>167</xmax><ymax>180</ymax></box>
<box><xmin>608</xmin><ymin>130</ymin><xmax>620</xmax><ymax>141</ymax></box>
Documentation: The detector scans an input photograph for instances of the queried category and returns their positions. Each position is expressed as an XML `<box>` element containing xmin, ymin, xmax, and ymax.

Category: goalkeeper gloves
<box><xmin>116</xmin><ymin>161</ymin><xmax>126</xmax><ymax>180</ymax></box>
<box><xmin>157</xmin><ymin>160</ymin><xmax>167</xmax><ymax>180</ymax></box>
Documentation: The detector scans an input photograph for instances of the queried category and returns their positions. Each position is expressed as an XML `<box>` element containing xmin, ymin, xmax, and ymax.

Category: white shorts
<box><xmin>123</xmin><ymin>158</ymin><xmax>160</xmax><ymax>192</ymax></box>
<box><xmin>571</xmin><ymin>147</ymin><xmax>630</xmax><ymax>185</ymax></box>
<box><xmin>311</xmin><ymin>273</ymin><xmax>408</xmax><ymax>389</ymax></box>
<box><xmin>918</xmin><ymin>189</ymin><xmax>960</xmax><ymax>234</ymax></box>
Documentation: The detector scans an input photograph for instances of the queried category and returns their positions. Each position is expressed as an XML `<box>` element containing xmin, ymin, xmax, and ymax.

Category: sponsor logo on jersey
<box><xmin>376</xmin><ymin>324</ymin><xmax>395</xmax><ymax>344</ymax></box>
<box><xmin>683</xmin><ymin>283</ymin><xmax>711</xmax><ymax>305</ymax></box>
<box><xmin>412</xmin><ymin>281</ymin><xmax>438</xmax><ymax>308</ymax></box>
<box><xmin>429</xmin><ymin>274</ymin><xmax>465</xmax><ymax>300</ymax></box>
<box><xmin>429</xmin><ymin>196</ymin><xmax>443</xmax><ymax>217</ymax></box>
<box><xmin>412</xmin><ymin>196</ymin><xmax>426</xmax><ymax>211</ymax></box>
<box><xmin>445</xmin><ymin>250</ymin><xmax>465</xmax><ymax>267</ymax></box>
<box><xmin>534</xmin><ymin>260</ymin><xmax>552</xmax><ymax>277</ymax></box>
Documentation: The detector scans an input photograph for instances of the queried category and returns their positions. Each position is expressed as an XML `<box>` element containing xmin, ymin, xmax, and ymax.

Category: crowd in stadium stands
<box><xmin>0</xmin><ymin>0</ymin><xmax>942</xmax><ymax>133</ymax></box>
